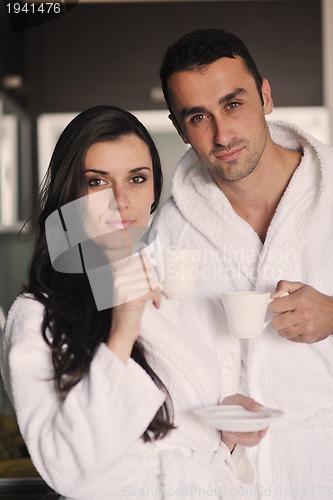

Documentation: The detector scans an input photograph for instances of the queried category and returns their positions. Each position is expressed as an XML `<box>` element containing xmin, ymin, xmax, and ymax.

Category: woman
<box><xmin>1</xmin><ymin>106</ymin><xmax>265</xmax><ymax>499</ymax></box>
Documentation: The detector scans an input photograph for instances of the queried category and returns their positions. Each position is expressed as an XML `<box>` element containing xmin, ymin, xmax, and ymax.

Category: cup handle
<box><xmin>268</xmin><ymin>291</ymin><xmax>289</xmax><ymax>304</ymax></box>
<box><xmin>265</xmin><ymin>292</ymin><xmax>289</xmax><ymax>329</ymax></box>
<box><xmin>264</xmin><ymin>319</ymin><xmax>271</xmax><ymax>329</ymax></box>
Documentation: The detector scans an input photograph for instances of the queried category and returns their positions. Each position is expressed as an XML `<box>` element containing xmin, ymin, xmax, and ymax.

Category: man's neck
<box><xmin>213</xmin><ymin>143</ymin><xmax>302</xmax><ymax>242</ymax></box>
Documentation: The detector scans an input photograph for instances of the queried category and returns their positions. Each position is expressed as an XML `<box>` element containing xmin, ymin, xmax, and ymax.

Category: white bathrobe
<box><xmin>152</xmin><ymin>122</ymin><xmax>333</xmax><ymax>499</ymax></box>
<box><xmin>0</xmin><ymin>292</ymin><xmax>254</xmax><ymax>499</ymax></box>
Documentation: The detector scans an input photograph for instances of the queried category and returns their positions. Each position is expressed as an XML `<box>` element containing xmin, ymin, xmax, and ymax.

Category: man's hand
<box><xmin>270</xmin><ymin>280</ymin><xmax>333</xmax><ymax>343</ymax></box>
<box><xmin>220</xmin><ymin>394</ymin><xmax>267</xmax><ymax>451</ymax></box>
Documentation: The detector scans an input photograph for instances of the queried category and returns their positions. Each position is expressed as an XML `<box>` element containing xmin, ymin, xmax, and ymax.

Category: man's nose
<box><xmin>213</xmin><ymin>117</ymin><xmax>234</xmax><ymax>147</ymax></box>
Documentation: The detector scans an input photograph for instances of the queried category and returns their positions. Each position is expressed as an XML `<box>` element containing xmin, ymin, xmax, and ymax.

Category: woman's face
<box><xmin>82</xmin><ymin>134</ymin><xmax>154</xmax><ymax>252</ymax></box>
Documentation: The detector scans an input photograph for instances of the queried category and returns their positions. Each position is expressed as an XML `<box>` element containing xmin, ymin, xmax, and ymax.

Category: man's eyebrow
<box><xmin>85</xmin><ymin>167</ymin><xmax>151</xmax><ymax>175</ymax></box>
<box><xmin>219</xmin><ymin>88</ymin><xmax>247</xmax><ymax>105</ymax></box>
<box><xmin>180</xmin><ymin>106</ymin><xmax>208</xmax><ymax>121</ymax></box>
<box><xmin>180</xmin><ymin>88</ymin><xmax>247</xmax><ymax>121</ymax></box>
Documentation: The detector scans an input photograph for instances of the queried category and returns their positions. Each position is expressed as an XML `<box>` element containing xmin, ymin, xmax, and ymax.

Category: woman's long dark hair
<box><xmin>24</xmin><ymin>105</ymin><xmax>173</xmax><ymax>440</ymax></box>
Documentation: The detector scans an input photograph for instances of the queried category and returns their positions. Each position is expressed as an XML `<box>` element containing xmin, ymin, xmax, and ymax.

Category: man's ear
<box><xmin>168</xmin><ymin>113</ymin><xmax>189</xmax><ymax>144</ymax></box>
<box><xmin>261</xmin><ymin>78</ymin><xmax>274</xmax><ymax>116</ymax></box>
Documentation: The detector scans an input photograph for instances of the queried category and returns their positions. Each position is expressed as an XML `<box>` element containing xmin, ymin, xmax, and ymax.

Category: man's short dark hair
<box><xmin>160</xmin><ymin>28</ymin><xmax>264</xmax><ymax>112</ymax></box>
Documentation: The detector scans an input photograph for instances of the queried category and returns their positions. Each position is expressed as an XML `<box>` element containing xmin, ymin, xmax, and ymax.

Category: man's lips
<box><xmin>214</xmin><ymin>146</ymin><xmax>245</xmax><ymax>161</ymax></box>
<box><xmin>105</xmin><ymin>219</ymin><xmax>134</xmax><ymax>230</ymax></box>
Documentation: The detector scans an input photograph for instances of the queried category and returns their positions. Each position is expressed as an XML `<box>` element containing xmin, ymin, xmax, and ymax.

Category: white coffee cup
<box><xmin>161</xmin><ymin>249</ymin><xmax>201</xmax><ymax>299</ymax></box>
<box><xmin>222</xmin><ymin>291</ymin><xmax>272</xmax><ymax>339</ymax></box>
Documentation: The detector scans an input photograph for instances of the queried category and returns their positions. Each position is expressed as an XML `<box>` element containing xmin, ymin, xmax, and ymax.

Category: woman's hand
<box><xmin>220</xmin><ymin>394</ymin><xmax>268</xmax><ymax>452</ymax></box>
<box><xmin>106</xmin><ymin>251</ymin><xmax>161</xmax><ymax>363</ymax></box>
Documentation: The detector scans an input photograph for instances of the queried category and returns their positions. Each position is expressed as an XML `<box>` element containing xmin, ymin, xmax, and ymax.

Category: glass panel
<box><xmin>0</xmin><ymin>93</ymin><xmax>32</xmax><ymax>229</ymax></box>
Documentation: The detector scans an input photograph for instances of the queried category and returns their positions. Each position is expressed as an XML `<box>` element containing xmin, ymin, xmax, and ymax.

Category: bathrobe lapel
<box><xmin>172</xmin><ymin>149</ymin><xmax>262</xmax><ymax>288</ymax></box>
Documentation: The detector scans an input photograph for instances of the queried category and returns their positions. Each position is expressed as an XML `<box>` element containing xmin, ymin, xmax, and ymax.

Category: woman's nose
<box><xmin>111</xmin><ymin>186</ymin><xmax>129</xmax><ymax>212</ymax></box>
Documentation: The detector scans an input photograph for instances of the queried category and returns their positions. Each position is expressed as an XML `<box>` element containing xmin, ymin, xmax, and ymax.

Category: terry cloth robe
<box><xmin>0</xmin><ymin>293</ymin><xmax>254</xmax><ymax>500</ymax></box>
<box><xmin>152</xmin><ymin>121</ymin><xmax>333</xmax><ymax>499</ymax></box>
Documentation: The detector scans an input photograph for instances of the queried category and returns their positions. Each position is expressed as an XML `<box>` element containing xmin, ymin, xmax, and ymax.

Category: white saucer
<box><xmin>193</xmin><ymin>405</ymin><xmax>284</xmax><ymax>432</ymax></box>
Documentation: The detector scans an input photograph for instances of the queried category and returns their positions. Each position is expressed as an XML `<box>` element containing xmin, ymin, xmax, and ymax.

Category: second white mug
<box><xmin>222</xmin><ymin>291</ymin><xmax>272</xmax><ymax>339</ymax></box>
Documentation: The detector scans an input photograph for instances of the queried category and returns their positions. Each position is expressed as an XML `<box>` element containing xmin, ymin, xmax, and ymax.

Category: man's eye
<box><xmin>228</xmin><ymin>102</ymin><xmax>240</xmax><ymax>110</ymax></box>
<box><xmin>190</xmin><ymin>114</ymin><xmax>206</xmax><ymax>124</ymax></box>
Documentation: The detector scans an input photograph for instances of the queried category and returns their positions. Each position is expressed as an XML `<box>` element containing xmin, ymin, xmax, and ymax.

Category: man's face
<box><xmin>167</xmin><ymin>56</ymin><xmax>273</xmax><ymax>184</ymax></box>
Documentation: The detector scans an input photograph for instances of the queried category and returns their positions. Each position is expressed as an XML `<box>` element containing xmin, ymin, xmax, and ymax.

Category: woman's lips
<box><xmin>105</xmin><ymin>219</ymin><xmax>134</xmax><ymax>230</ymax></box>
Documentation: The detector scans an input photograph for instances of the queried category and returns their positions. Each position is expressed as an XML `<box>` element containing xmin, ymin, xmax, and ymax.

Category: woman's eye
<box><xmin>130</xmin><ymin>176</ymin><xmax>145</xmax><ymax>184</ymax></box>
<box><xmin>87</xmin><ymin>178</ymin><xmax>107</xmax><ymax>187</ymax></box>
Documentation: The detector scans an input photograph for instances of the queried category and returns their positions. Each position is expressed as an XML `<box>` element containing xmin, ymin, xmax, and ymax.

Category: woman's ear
<box><xmin>150</xmin><ymin>195</ymin><xmax>157</xmax><ymax>213</ymax></box>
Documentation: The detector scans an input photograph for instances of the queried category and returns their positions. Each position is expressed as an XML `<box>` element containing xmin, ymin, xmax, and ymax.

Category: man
<box><xmin>153</xmin><ymin>29</ymin><xmax>333</xmax><ymax>498</ymax></box>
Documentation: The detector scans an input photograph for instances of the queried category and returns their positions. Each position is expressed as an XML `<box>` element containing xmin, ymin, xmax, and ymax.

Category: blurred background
<box><xmin>0</xmin><ymin>0</ymin><xmax>332</xmax><ymax>315</ymax></box>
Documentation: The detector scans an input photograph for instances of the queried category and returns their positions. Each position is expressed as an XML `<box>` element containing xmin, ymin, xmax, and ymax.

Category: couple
<box><xmin>2</xmin><ymin>28</ymin><xmax>333</xmax><ymax>499</ymax></box>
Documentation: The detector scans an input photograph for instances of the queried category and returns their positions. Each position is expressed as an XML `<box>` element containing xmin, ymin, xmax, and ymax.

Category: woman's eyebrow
<box><xmin>129</xmin><ymin>167</ymin><xmax>152</xmax><ymax>173</ymax></box>
<box><xmin>85</xmin><ymin>169</ymin><xmax>109</xmax><ymax>175</ymax></box>
<box><xmin>85</xmin><ymin>167</ymin><xmax>152</xmax><ymax>175</ymax></box>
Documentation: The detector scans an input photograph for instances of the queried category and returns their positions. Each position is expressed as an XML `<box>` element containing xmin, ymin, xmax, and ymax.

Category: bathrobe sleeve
<box><xmin>0</xmin><ymin>295</ymin><xmax>165</xmax><ymax>497</ymax></box>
